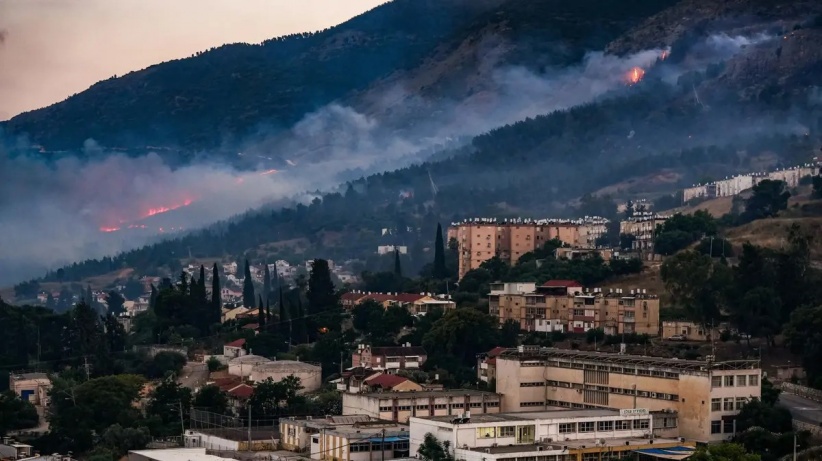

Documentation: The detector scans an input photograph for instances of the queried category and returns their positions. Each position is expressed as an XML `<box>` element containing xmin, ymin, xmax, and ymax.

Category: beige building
<box><xmin>9</xmin><ymin>372</ymin><xmax>51</xmax><ymax>406</ymax></box>
<box><xmin>619</xmin><ymin>213</ymin><xmax>670</xmax><ymax>252</ymax></box>
<box><xmin>280</xmin><ymin>415</ymin><xmax>409</xmax><ymax>461</ymax></box>
<box><xmin>661</xmin><ymin>321</ymin><xmax>723</xmax><ymax>342</ymax></box>
<box><xmin>342</xmin><ymin>390</ymin><xmax>501</xmax><ymax>423</ymax></box>
<box><xmin>451</xmin><ymin>217</ymin><xmax>609</xmax><ymax>279</ymax></box>
<box><xmin>495</xmin><ymin>346</ymin><xmax>761</xmax><ymax>443</ymax></box>
<box><xmin>489</xmin><ymin>281</ymin><xmax>660</xmax><ymax>336</ymax></box>
<box><xmin>250</xmin><ymin>360</ymin><xmax>322</xmax><ymax>393</ymax></box>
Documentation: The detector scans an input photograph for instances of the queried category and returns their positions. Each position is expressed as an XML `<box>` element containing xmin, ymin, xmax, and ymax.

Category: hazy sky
<box><xmin>0</xmin><ymin>0</ymin><xmax>385</xmax><ymax>120</ymax></box>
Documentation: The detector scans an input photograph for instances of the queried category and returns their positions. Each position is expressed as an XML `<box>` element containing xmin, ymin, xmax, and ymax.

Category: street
<box><xmin>779</xmin><ymin>392</ymin><xmax>822</xmax><ymax>425</ymax></box>
<box><xmin>178</xmin><ymin>361</ymin><xmax>209</xmax><ymax>390</ymax></box>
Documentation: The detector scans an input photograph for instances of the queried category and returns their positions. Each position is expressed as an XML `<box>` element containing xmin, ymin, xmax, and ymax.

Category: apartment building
<box><xmin>682</xmin><ymin>161</ymin><xmax>821</xmax><ymax>203</ymax></box>
<box><xmin>494</xmin><ymin>347</ymin><xmax>761</xmax><ymax>443</ymax></box>
<box><xmin>352</xmin><ymin>344</ymin><xmax>427</xmax><ymax>371</ymax></box>
<box><xmin>618</xmin><ymin>213</ymin><xmax>670</xmax><ymax>252</ymax></box>
<box><xmin>342</xmin><ymin>390</ymin><xmax>501</xmax><ymax>423</ymax></box>
<box><xmin>488</xmin><ymin>281</ymin><xmax>660</xmax><ymax>336</ymax></box>
<box><xmin>409</xmin><ymin>409</ymin><xmax>696</xmax><ymax>461</ymax></box>
<box><xmin>451</xmin><ymin>217</ymin><xmax>609</xmax><ymax>279</ymax></box>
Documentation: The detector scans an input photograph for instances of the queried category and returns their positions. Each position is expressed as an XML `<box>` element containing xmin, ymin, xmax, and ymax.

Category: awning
<box><xmin>633</xmin><ymin>446</ymin><xmax>696</xmax><ymax>460</ymax></box>
<box><xmin>363</xmin><ymin>436</ymin><xmax>408</xmax><ymax>443</ymax></box>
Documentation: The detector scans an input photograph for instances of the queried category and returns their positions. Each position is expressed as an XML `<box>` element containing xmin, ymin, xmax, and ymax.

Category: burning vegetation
<box><xmin>626</xmin><ymin>66</ymin><xmax>645</xmax><ymax>85</ymax></box>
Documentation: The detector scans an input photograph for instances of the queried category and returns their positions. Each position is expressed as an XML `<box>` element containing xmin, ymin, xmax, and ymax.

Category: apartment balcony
<box><xmin>385</xmin><ymin>361</ymin><xmax>402</xmax><ymax>369</ymax></box>
<box><xmin>480</xmin><ymin>362</ymin><xmax>489</xmax><ymax>370</ymax></box>
<box><xmin>405</xmin><ymin>361</ymin><xmax>421</xmax><ymax>368</ymax></box>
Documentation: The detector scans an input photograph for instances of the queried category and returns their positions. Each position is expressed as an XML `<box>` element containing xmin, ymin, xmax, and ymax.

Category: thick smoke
<box><xmin>0</xmin><ymin>32</ymin><xmax>780</xmax><ymax>286</ymax></box>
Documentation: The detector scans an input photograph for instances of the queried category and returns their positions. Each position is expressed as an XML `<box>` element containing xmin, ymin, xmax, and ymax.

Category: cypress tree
<box><xmin>278</xmin><ymin>284</ymin><xmax>289</xmax><ymax>337</ymax></box>
<box><xmin>211</xmin><ymin>263</ymin><xmax>222</xmax><ymax>321</ymax></box>
<box><xmin>242</xmin><ymin>259</ymin><xmax>255</xmax><ymax>308</ymax></box>
<box><xmin>179</xmin><ymin>271</ymin><xmax>189</xmax><ymax>294</ymax></box>
<box><xmin>149</xmin><ymin>284</ymin><xmax>158</xmax><ymax>310</ymax></box>
<box><xmin>265</xmin><ymin>299</ymin><xmax>271</xmax><ymax>328</ymax></box>
<box><xmin>394</xmin><ymin>249</ymin><xmax>402</xmax><ymax>277</ymax></box>
<box><xmin>433</xmin><ymin>223</ymin><xmax>447</xmax><ymax>279</ymax></box>
<box><xmin>198</xmin><ymin>265</ymin><xmax>207</xmax><ymax>304</ymax></box>
<box><xmin>257</xmin><ymin>295</ymin><xmax>265</xmax><ymax>330</ymax></box>
<box><xmin>263</xmin><ymin>263</ymin><xmax>272</xmax><ymax>304</ymax></box>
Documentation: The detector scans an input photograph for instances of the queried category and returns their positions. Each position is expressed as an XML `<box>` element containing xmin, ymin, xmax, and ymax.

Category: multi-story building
<box><xmin>494</xmin><ymin>346</ymin><xmax>761</xmax><ymax>443</ymax></box>
<box><xmin>409</xmin><ymin>409</ymin><xmax>696</xmax><ymax>461</ymax></box>
<box><xmin>682</xmin><ymin>161</ymin><xmax>821</xmax><ymax>203</ymax></box>
<box><xmin>488</xmin><ymin>281</ymin><xmax>660</xmax><ymax>336</ymax></box>
<box><xmin>450</xmin><ymin>217</ymin><xmax>609</xmax><ymax>279</ymax></box>
<box><xmin>352</xmin><ymin>344</ymin><xmax>427</xmax><ymax>371</ymax></box>
<box><xmin>342</xmin><ymin>390</ymin><xmax>502</xmax><ymax>423</ymax></box>
<box><xmin>618</xmin><ymin>213</ymin><xmax>670</xmax><ymax>252</ymax></box>
<box><xmin>280</xmin><ymin>415</ymin><xmax>409</xmax><ymax>460</ymax></box>
<box><xmin>340</xmin><ymin>291</ymin><xmax>456</xmax><ymax>314</ymax></box>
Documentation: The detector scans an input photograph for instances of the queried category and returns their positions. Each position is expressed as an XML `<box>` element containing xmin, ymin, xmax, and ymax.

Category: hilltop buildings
<box><xmin>448</xmin><ymin>217</ymin><xmax>609</xmax><ymax>279</ymax></box>
<box><xmin>340</xmin><ymin>291</ymin><xmax>456</xmax><ymax>314</ymax></box>
<box><xmin>682</xmin><ymin>161</ymin><xmax>821</xmax><ymax>203</ymax></box>
<box><xmin>618</xmin><ymin>213</ymin><xmax>670</xmax><ymax>252</ymax></box>
<box><xmin>352</xmin><ymin>344</ymin><xmax>427</xmax><ymax>371</ymax></box>
<box><xmin>488</xmin><ymin>280</ymin><xmax>660</xmax><ymax>335</ymax></box>
<box><xmin>494</xmin><ymin>346</ymin><xmax>761</xmax><ymax>443</ymax></box>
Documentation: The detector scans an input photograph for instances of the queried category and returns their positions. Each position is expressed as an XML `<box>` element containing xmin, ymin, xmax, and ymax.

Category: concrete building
<box><xmin>341</xmin><ymin>291</ymin><xmax>456</xmax><ymax>315</ymax></box>
<box><xmin>661</xmin><ymin>321</ymin><xmax>722</xmax><ymax>342</ymax></box>
<box><xmin>494</xmin><ymin>346</ymin><xmax>761</xmax><ymax>443</ymax></box>
<box><xmin>477</xmin><ymin>347</ymin><xmax>507</xmax><ymax>384</ymax></box>
<box><xmin>451</xmin><ymin>217</ymin><xmax>609</xmax><ymax>279</ymax></box>
<box><xmin>280</xmin><ymin>415</ymin><xmax>409</xmax><ymax>461</ymax></box>
<box><xmin>682</xmin><ymin>162</ymin><xmax>821</xmax><ymax>204</ymax></box>
<box><xmin>250</xmin><ymin>360</ymin><xmax>322</xmax><ymax>393</ymax></box>
<box><xmin>342</xmin><ymin>390</ymin><xmax>502</xmax><ymax>423</ymax></box>
<box><xmin>9</xmin><ymin>372</ymin><xmax>51</xmax><ymax>406</ymax></box>
<box><xmin>352</xmin><ymin>345</ymin><xmax>427</xmax><ymax>371</ymax></box>
<box><xmin>555</xmin><ymin>247</ymin><xmax>613</xmax><ymax>261</ymax></box>
<box><xmin>409</xmin><ymin>410</ymin><xmax>695</xmax><ymax>461</ymax></box>
<box><xmin>0</xmin><ymin>439</ymin><xmax>34</xmax><ymax>460</ymax></box>
<box><xmin>130</xmin><ymin>448</ymin><xmax>237</xmax><ymax>461</ymax></box>
<box><xmin>227</xmin><ymin>354</ymin><xmax>271</xmax><ymax>378</ymax></box>
<box><xmin>488</xmin><ymin>281</ymin><xmax>660</xmax><ymax>336</ymax></box>
<box><xmin>222</xmin><ymin>339</ymin><xmax>246</xmax><ymax>358</ymax></box>
<box><xmin>618</xmin><ymin>213</ymin><xmax>670</xmax><ymax>252</ymax></box>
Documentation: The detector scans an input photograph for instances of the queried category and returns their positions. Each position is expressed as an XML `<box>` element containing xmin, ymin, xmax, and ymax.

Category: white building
<box><xmin>250</xmin><ymin>360</ymin><xmax>322</xmax><ymax>393</ymax></box>
<box><xmin>222</xmin><ymin>339</ymin><xmax>247</xmax><ymax>359</ymax></box>
<box><xmin>130</xmin><ymin>448</ymin><xmax>235</xmax><ymax>461</ymax></box>
<box><xmin>409</xmin><ymin>409</ymin><xmax>694</xmax><ymax>461</ymax></box>
<box><xmin>378</xmin><ymin>245</ymin><xmax>408</xmax><ymax>255</ymax></box>
<box><xmin>227</xmin><ymin>354</ymin><xmax>272</xmax><ymax>378</ymax></box>
<box><xmin>342</xmin><ymin>390</ymin><xmax>502</xmax><ymax>423</ymax></box>
<box><xmin>9</xmin><ymin>372</ymin><xmax>51</xmax><ymax>406</ymax></box>
<box><xmin>280</xmin><ymin>415</ymin><xmax>409</xmax><ymax>460</ymax></box>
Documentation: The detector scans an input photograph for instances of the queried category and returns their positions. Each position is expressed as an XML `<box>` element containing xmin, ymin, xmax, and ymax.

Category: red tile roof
<box><xmin>225</xmin><ymin>338</ymin><xmax>246</xmax><ymax>348</ymax></box>
<box><xmin>542</xmin><ymin>280</ymin><xmax>582</xmax><ymax>288</ymax></box>
<box><xmin>365</xmin><ymin>374</ymin><xmax>409</xmax><ymax>389</ymax></box>
<box><xmin>227</xmin><ymin>383</ymin><xmax>254</xmax><ymax>399</ymax></box>
<box><xmin>362</xmin><ymin>294</ymin><xmax>394</xmax><ymax>303</ymax></box>
<box><xmin>391</xmin><ymin>293</ymin><xmax>426</xmax><ymax>303</ymax></box>
<box><xmin>486</xmin><ymin>347</ymin><xmax>506</xmax><ymax>357</ymax></box>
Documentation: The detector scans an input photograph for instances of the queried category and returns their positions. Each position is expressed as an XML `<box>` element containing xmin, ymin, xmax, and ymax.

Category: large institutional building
<box><xmin>342</xmin><ymin>389</ymin><xmax>502</xmax><ymax>423</ymax></box>
<box><xmin>488</xmin><ymin>280</ymin><xmax>660</xmax><ymax>335</ymax></box>
<box><xmin>494</xmin><ymin>346</ymin><xmax>761</xmax><ymax>443</ymax></box>
<box><xmin>448</xmin><ymin>218</ymin><xmax>609</xmax><ymax>279</ymax></box>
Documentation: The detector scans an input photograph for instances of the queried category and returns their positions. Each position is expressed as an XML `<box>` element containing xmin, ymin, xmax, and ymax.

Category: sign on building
<box><xmin>619</xmin><ymin>408</ymin><xmax>649</xmax><ymax>417</ymax></box>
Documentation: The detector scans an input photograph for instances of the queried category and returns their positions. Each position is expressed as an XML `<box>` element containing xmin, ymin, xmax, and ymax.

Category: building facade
<box><xmin>494</xmin><ymin>347</ymin><xmax>761</xmax><ymax>443</ymax></box>
<box><xmin>488</xmin><ymin>281</ymin><xmax>660</xmax><ymax>335</ymax></box>
<box><xmin>682</xmin><ymin>162</ymin><xmax>821</xmax><ymax>204</ymax></box>
<box><xmin>409</xmin><ymin>410</ymin><xmax>695</xmax><ymax>461</ymax></box>
<box><xmin>249</xmin><ymin>361</ymin><xmax>322</xmax><ymax>393</ymax></box>
<box><xmin>618</xmin><ymin>214</ymin><xmax>670</xmax><ymax>252</ymax></box>
<box><xmin>342</xmin><ymin>390</ymin><xmax>502</xmax><ymax>423</ymax></box>
<box><xmin>9</xmin><ymin>372</ymin><xmax>51</xmax><ymax>406</ymax></box>
<box><xmin>450</xmin><ymin>218</ymin><xmax>609</xmax><ymax>279</ymax></box>
<box><xmin>280</xmin><ymin>415</ymin><xmax>409</xmax><ymax>461</ymax></box>
<box><xmin>352</xmin><ymin>345</ymin><xmax>427</xmax><ymax>371</ymax></box>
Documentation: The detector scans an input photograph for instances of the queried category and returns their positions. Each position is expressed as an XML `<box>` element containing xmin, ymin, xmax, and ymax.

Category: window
<box><xmin>559</xmin><ymin>423</ymin><xmax>576</xmax><ymax>434</ymax></box>
<box><xmin>737</xmin><ymin>375</ymin><xmax>747</xmax><ymax>386</ymax></box>
<box><xmin>615</xmin><ymin>421</ymin><xmax>631</xmax><ymax>431</ymax></box>
<box><xmin>711</xmin><ymin>398</ymin><xmax>721</xmax><ymax>411</ymax></box>
<box><xmin>579</xmin><ymin>422</ymin><xmax>595</xmax><ymax>432</ymax></box>
<box><xmin>477</xmin><ymin>427</ymin><xmax>496</xmax><ymax>438</ymax></box>
<box><xmin>711</xmin><ymin>376</ymin><xmax>722</xmax><ymax>388</ymax></box>
<box><xmin>573</xmin><ymin>309</ymin><xmax>585</xmax><ymax>316</ymax></box>
<box><xmin>736</xmin><ymin>397</ymin><xmax>747</xmax><ymax>410</ymax></box>
<box><xmin>597</xmin><ymin>421</ymin><xmax>614</xmax><ymax>431</ymax></box>
<box><xmin>711</xmin><ymin>421</ymin><xmax>721</xmax><ymax>434</ymax></box>
<box><xmin>723</xmin><ymin>398</ymin><xmax>734</xmax><ymax>411</ymax></box>
<box><xmin>633</xmin><ymin>419</ymin><xmax>650</xmax><ymax>430</ymax></box>
<box><xmin>724</xmin><ymin>376</ymin><xmax>734</xmax><ymax>387</ymax></box>
<box><xmin>498</xmin><ymin>426</ymin><xmax>515</xmax><ymax>438</ymax></box>
<box><xmin>723</xmin><ymin>419</ymin><xmax>735</xmax><ymax>434</ymax></box>
<box><xmin>749</xmin><ymin>374</ymin><xmax>759</xmax><ymax>386</ymax></box>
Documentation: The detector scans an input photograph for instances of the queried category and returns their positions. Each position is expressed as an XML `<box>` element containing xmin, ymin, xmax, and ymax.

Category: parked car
<box><xmin>668</xmin><ymin>335</ymin><xmax>686</xmax><ymax>341</ymax></box>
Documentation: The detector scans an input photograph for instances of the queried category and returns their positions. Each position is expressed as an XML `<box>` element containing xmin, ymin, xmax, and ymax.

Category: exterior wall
<box><xmin>11</xmin><ymin>378</ymin><xmax>51</xmax><ymax>405</ymax></box>
<box><xmin>619</xmin><ymin>216</ymin><xmax>668</xmax><ymax>252</ymax></box>
<box><xmin>343</xmin><ymin>393</ymin><xmax>501</xmax><ymax>423</ymax></box>
<box><xmin>223</xmin><ymin>345</ymin><xmax>246</xmax><ymax>359</ymax></box>
<box><xmin>183</xmin><ymin>432</ymin><xmax>240</xmax><ymax>451</ymax></box>
<box><xmin>279</xmin><ymin>421</ymin><xmax>313</xmax><ymax>451</ymax></box>
<box><xmin>495</xmin><ymin>355</ymin><xmax>761</xmax><ymax>443</ymax></box>
<box><xmin>250</xmin><ymin>368</ymin><xmax>322</xmax><ymax>393</ymax></box>
<box><xmin>662</xmin><ymin>321</ymin><xmax>715</xmax><ymax>341</ymax></box>
<box><xmin>392</xmin><ymin>380</ymin><xmax>424</xmax><ymax>392</ymax></box>
<box><xmin>352</xmin><ymin>347</ymin><xmax>427</xmax><ymax>370</ymax></box>
<box><xmin>310</xmin><ymin>432</ymin><xmax>404</xmax><ymax>461</ymax></box>
<box><xmin>706</xmin><ymin>369</ymin><xmax>762</xmax><ymax>442</ymax></box>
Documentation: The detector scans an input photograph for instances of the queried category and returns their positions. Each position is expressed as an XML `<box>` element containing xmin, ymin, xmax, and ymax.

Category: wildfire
<box><xmin>100</xmin><ymin>227</ymin><xmax>121</xmax><ymax>233</ymax></box>
<box><xmin>143</xmin><ymin>199</ymin><xmax>194</xmax><ymax>218</ymax></box>
<box><xmin>626</xmin><ymin>67</ymin><xmax>645</xmax><ymax>85</ymax></box>
<box><xmin>660</xmin><ymin>50</ymin><xmax>669</xmax><ymax>60</ymax></box>
<box><xmin>259</xmin><ymin>169</ymin><xmax>279</xmax><ymax>176</ymax></box>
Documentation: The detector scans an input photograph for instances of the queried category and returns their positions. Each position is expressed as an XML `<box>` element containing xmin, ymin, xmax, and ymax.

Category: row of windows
<box><xmin>711</xmin><ymin>397</ymin><xmax>749</xmax><ymax>412</ymax></box>
<box><xmin>476</xmin><ymin>426</ymin><xmax>518</xmax><ymax>438</ymax></box>
<box><xmin>711</xmin><ymin>374</ymin><xmax>759</xmax><ymax>388</ymax></box>
<box><xmin>710</xmin><ymin>419</ymin><xmax>736</xmax><ymax>435</ymax></box>
<box><xmin>378</xmin><ymin>401</ymin><xmax>494</xmax><ymax>412</ymax></box>
<box><xmin>558</xmin><ymin>419</ymin><xmax>648</xmax><ymax>434</ymax></box>
<box><xmin>349</xmin><ymin>441</ymin><xmax>409</xmax><ymax>452</ymax></box>
<box><xmin>543</xmin><ymin>380</ymin><xmax>679</xmax><ymax>401</ymax></box>
<box><xmin>547</xmin><ymin>361</ymin><xmax>680</xmax><ymax>379</ymax></box>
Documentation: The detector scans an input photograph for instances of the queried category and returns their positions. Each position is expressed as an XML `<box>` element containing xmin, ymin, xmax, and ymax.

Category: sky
<box><xmin>0</xmin><ymin>0</ymin><xmax>385</xmax><ymax>121</ymax></box>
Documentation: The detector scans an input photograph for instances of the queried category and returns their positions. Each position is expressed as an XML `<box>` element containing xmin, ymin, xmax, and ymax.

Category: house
<box><xmin>362</xmin><ymin>374</ymin><xmax>423</xmax><ymax>392</ymax></box>
<box><xmin>662</xmin><ymin>320</ymin><xmax>719</xmax><ymax>341</ymax></box>
<box><xmin>220</xmin><ymin>306</ymin><xmax>248</xmax><ymax>323</ymax></box>
<box><xmin>341</xmin><ymin>291</ymin><xmax>456</xmax><ymax>315</ymax></box>
<box><xmin>222</xmin><ymin>339</ymin><xmax>247</xmax><ymax>359</ymax></box>
<box><xmin>352</xmin><ymin>344</ymin><xmax>427</xmax><ymax>370</ymax></box>
<box><xmin>9</xmin><ymin>372</ymin><xmax>51</xmax><ymax>406</ymax></box>
<box><xmin>0</xmin><ymin>439</ymin><xmax>34</xmax><ymax>460</ymax></box>
<box><xmin>333</xmin><ymin>367</ymin><xmax>381</xmax><ymax>393</ymax></box>
<box><xmin>226</xmin><ymin>384</ymin><xmax>254</xmax><ymax>411</ymax></box>
<box><xmin>476</xmin><ymin>346</ymin><xmax>506</xmax><ymax>384</ymax></box>
<box><xmin>340</xmin><ymin>292</ymin><xmax>368</xmax><ymax>309</ymax></box>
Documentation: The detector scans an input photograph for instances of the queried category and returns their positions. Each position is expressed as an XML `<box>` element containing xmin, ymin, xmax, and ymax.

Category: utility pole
<box><xmin>793</xmin><ymin>432</ymin><xmax>797</xmax><ymax>461</ymax></box>
<box><xmin>178</xmin><ymin>400</ymin><xmax>185</xmax><ymax>440</ymax></box>
<box><xmin>248</xmin><ymin>403</ymin><xmax>252</xmax><ymax>451</ymax></box>
<box><xmin>381</xmin><ymin>429</ymin><xmax>386</xmax><ymax>461</ymax></box>
<box><xmin>83</xmin><ymin>356</ymin><xmax>91</xmax><ymax>381</ymax></box>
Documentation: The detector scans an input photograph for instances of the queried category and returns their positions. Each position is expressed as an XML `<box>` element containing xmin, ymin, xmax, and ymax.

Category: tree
<box><xmin>106</xmin><ymin>291</ymin><xmax>126</xmax><ymax>316</ymax></box>
<box><xmin>211</xmin><ymin>263</ymin><xmax>221</xmax><ymax>322</ymax></box>
<box><xmin>688</xmin><ymin>443</ymin><xmax>759</xmax><ymax>461</ymax></box>
<box><xmin>499</xmin><ymin>319</ymin><xmax>520</xmax><ymax>347</ymax></box>
<box><xmin>741</xmin><ymin>179</ymin><xmax>790</xmax><ymax>223</ymax></box>
<box><xmin>423</xmin><ymin>309</ymin><xmax>499</xmax><ymax>368</ymax></box>
<box><xmin>197</xmin><ymin>265</ymin><xmax>207</xmax><ymax>305</ymax></box>
<box><xmin>783</xmin><ymin>305</ymin><xmax>822</xmax><ymax>386</ymax></box>
<box><xmin>394</xmin><ymin>249</ymin><xmax>403</xmax><ymax>277</ymax></box>
<box><xmin>246</xmin><ymin>376</ymin><xmax>303</xmax><ymax>419</ymax></box>
<box><xmin>257</xmin><ymin>295</ymin><xmax>266</xmax><ymax>330</ymax></box>
<box><xmin>735</xmin><ymin>398</ymin><xmax>792</xmax><ymax>433</ymax></box>
<box><xmin>242</xmin><ymin>260</ymin><xmax>255</xmax><ymax>308</ymax></box>
<box><xmin>146</xmin><ymin>378</ymin><xmax>192</xmax><ymax>437</ymax></box>
<box><xmin>0</xmin><ymin>391</ymin><xmax>39</xmax><ymax>436</ymax></box>
<box><xmin>660</xmin><ymin>251</ymin><xmax>727</xmax><ymax>326</ymax></box>
<box><xmin>417</xmin><ymin>433</ymin><xmax>455</xmax><ymax>461</ymax></box>
<box><xmin>193</xmin><ymin>385</ymin><xmax>231</xmax><ymax>416</ymax></box>
<box><xmin>307</xmin><ymin>259</ymin><xmax>339</xmax><ymax>338</ymax></box>
<box><xmin>99</xmin><ymin>424</ymin><xmax>151</xmax><ymax>458</ymax></box>
<box><xmin>206</xmin><ymin>356</ymin><xmax>224</xmax><ymax>372</ymax></box>
<box><xmin>433</xmin><ymin>224</ymin><xmax>448</xmax><ymax>279</ymax></box>
<box><xmin>123</xmin><ymin>279</ymin><xmax>145</xmax><ymax>300</ymax></box>
<box><xmin>142</xmin><ymin>351</ymin><xmax>187</xmax><ymax>379</ymax></box>
<box><xmin>813</xmin><ymin>174</ymin><xmax>822</xmax><ymax>199</ymax></box>
<box><xmin>264</xmin><ymin>263</ymin><xmax>272</xmax><ymax>304</ymax></box>
<box><xmin>730</xmin><ymin>287</ymin><xmax>781</xmax><ymax>346</ymax></box>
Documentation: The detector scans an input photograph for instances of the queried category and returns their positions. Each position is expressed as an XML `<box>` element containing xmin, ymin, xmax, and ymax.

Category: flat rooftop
<box><xmin>129</xmin><ymin>448</ymin><xmax>234</xmax><ymax>461</ymax></box>
<box><xmin>192</xmin><ymin>427</ymin><xmax>279</xmax><ymax>441</ymax></box>
<box><xmin>357</xmin><ymin>389</ymin><xmax>499</xmax><ymax>399</ymax></box>
<box><xmin>418</xmin><ymin>409</ymin><xmax>619</xmax><ymax>424</ymax></box>
<box><xmin>465</xmin><ymin>437</ymin><xmax>685</xmax><ymax>454</ymax></box>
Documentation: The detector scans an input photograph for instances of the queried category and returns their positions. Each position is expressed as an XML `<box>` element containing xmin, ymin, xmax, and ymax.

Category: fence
<box><xmin>781</xmin><ymin>382</ymin><xmax>822</xmax><ymax>403</ymax></box>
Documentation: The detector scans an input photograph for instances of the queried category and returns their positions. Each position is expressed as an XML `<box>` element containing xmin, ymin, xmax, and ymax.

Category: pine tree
<box><xmin>433</xmin><ymin>223</ymin><xmax>447</xmax><ymax>279</ymax></box>
<box><xmin>211</xmin><ymin>263</ymin><xmax>222</xmax><ymax>322</ymax></box>
<box><xmin>242</xmin><ymin>259</ymin><xmax>255</xmax><ymax>308</ymax></box>
<box><xmin>394</xmin><ymin>249</ymin><xmax>402</xmax><ymax>277</ymax></box>
<box><xmin>263</xmin><ymin>263</ymin><xmax>272</xmax><ymax>304</ymax></box>
<box><xmin>257</xmin><ymin>295</ymin><xmax>265</xmax><ymax>330</ymax></box>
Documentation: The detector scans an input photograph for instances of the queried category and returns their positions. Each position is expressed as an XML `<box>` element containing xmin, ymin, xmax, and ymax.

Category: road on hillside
<box><xmin>179</xmin><ymin>361</ymin><xmax>208</xmax><ymax>390</ymax></box>
<box><xmin>779</xmin><ymin>392</ymin><xmax>822</xmax><ymax>425</ymax></box>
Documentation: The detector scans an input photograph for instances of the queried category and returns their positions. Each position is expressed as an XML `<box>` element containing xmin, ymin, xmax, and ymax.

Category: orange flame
<box><xmin>259</xmin><ymin>169</ymin><xmax>278</xmax><ymax>176</ymax></box>
<box><xmin>143</xmin><ymin>199</ymin><xmax>194</xmax><ymax>218</ymax></box>
<box><xmin>660</xmin><ymin>50</ymin><xmax>669</xmax><ymax>61</ymax></box>
<box><xmin>627</xmin><ymin>67</ymin><xmax>645</xmax><ymax>85</ymax></box>
<box><xmin>100</xmin><ymin>227</ymin><xmax>121</xmax><ymax>233</ymax></box>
